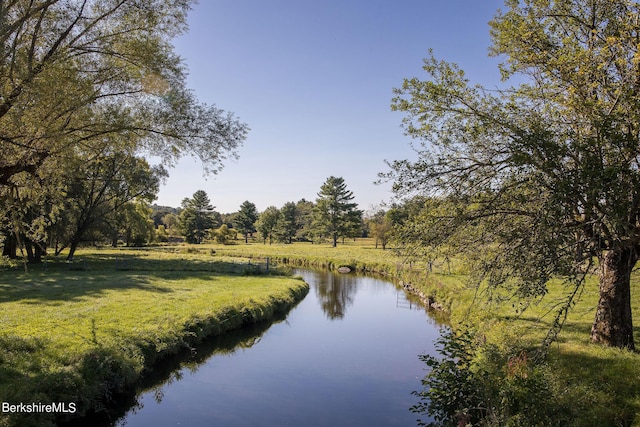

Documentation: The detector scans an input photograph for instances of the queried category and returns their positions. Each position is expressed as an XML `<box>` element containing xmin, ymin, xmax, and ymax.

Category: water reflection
<box><xmin>94</xmin><ymin>268</ymin><xmax>442</xmax><ymax>427</ymax></box>
<box><xmin>62</xmin><ymin>316</ymin><xmax>287</xmax><ymax>427</ymax></box>
<box><xmin>314</xmin><ymin>272</ymin><xmax>359</xmax><ymax>319</ymax></box>
<box><xmin>135</xmin><ymin>319</ymin><xmax>280</xmax><ymax>405</ymax></box>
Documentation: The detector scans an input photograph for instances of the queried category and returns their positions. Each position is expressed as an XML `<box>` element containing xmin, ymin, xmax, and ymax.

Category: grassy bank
<box><xmin>198</xmin><ymin>239</ymin><xmax>640</xmax><ymax>426</ymax></box>
<box><xmin>0</xmin><ymin>248</ymin><xmax>308</xmax><ymax>427</ymax></box>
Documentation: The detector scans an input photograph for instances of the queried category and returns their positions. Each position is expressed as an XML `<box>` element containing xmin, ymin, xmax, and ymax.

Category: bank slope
<box><xmin>0</xmin><ymin>260</ymin><xmax>308</xmax><ymax>427</ymax></box>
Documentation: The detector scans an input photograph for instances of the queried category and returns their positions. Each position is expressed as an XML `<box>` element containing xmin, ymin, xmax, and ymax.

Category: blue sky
<box><xmin>154</xmin><ymin>0</ymin><xmax>507</xmax><ymax>213</ymax></box>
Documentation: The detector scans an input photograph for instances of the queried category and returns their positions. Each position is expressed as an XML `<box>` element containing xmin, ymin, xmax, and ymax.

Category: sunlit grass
<box><xmin>4</xmin><ymin>239</ymin><xmax>640</xmax><ymax>425</ymax></box>
<box><xmin>0</xmin><ymin>248</ymin><xmax>307</xmax><ymax>427</ymax></box>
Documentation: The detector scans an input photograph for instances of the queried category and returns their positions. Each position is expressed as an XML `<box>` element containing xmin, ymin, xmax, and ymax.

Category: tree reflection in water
<box><xmin>314</xmin><ymin>271</ymin><xmax>359</xmax><ymax>319</ymax></box>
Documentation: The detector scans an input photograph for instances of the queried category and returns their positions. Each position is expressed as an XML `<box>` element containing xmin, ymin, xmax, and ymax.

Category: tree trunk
<box><xmin>2</xmin><ymin>234</ymin><xmax>17</xmax><ymax>258</ymax></box>
<box><xmin>590</xmin><ymin>248</ymin><xmax>636</xmax><ymax>350</ymax></box>
<box><xmin>67</xmin><ymin>241</ymin><xmax>79</xmax><ymax>262</ymax></box>
<box><xmin>24</xmin><ymin>239</ymin><xmax>44</xmax><ymax>263</ymax></box>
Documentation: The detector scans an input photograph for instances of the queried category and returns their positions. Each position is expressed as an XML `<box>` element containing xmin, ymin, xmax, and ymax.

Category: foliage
<box><xmin>45</xmin><ymin>153</ymin><xmax>165</xmax><ymax>260</ymax></box>
<box><xmin>179</xmin><ymin>190</ymin><xmax>218</xmax><ymax>244</ymax></box>
<box><xmin>313</xmin><ymin>176</ymin><xmax>362</xmax><ymax>247</ymax></box>
<box><xmin>385</xmin><ymin>0</ymin><xmax>640</xmax><ymax>349</ymax></box>
<box><xmin>209</xmin><ymin>224</ymin><xmax>237</xmax><ymax>244</ymax></box>
<box><xmin>413</xmin><ymin>327</ymin><xmax>567</xmax><ymax>427</ymax></box>
<box><xmin>161</xmin><ymin>213</ymin><xmax>180</xmax><ymax>236</ymax></box>
<box><xmin>366</xmin><ymin>209</ymin><xmax>393</xmax><ymax>250</ymax></box>
<box><xmin>275</xmin><ymin>201</ymin><xmax>300</xmax><ymax>244</ymax></box>
<box><xmin>156</xmin><ymin>225</ymin><xmax>169</xmax><ymax>242</ymax></box>
<box><xmin>294</xmin><ymin>199</ymin><xmax>315</xmax><ymax>242</ymax></box>
<box><xmin>235</xmin><ymin>201</ymin><xmax>258</xmax><ymax>243</ymax></box>
<box><xmin>0</xmin><ymin>0</ymin><xmax>247</xmax><ymax>264</ymax></box>
<box><xmin>117</xmin><ymin>202</ymin><xmax>156</xmax><ymax>247</ymax></box>
<box><xmin>256</xmin><ymin>206</ymin><xmax>281</xmax><ymax>244</ymax></box>
<box><xmin>150</xmin><ymin>205</ymin><xmax>179</xmax><ymax>228</ymax></box>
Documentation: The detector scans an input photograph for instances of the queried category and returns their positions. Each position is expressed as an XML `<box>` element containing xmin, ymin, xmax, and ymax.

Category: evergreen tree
<box><xmin>313</xmin><ymin>177</ymin><xmax>362</xmax><ymax>247</ymax></box>
<box><xmin>179</xmin><ymin>190</ymin><xmax>217</xmax><ymax>244</ymax></box>
<box><xmin>276</xmin><ymin>202</ymin><xmax>300</xmax><ymax>244</ymax></box>
<box><xmin>235</xmin><ymin>201</ymin><xmax>258</xmax><ymax>244</ymax></box>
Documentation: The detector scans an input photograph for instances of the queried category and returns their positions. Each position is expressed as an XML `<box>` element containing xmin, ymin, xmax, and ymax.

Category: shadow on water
<box><xmin>60</xmin><ymin>315</ymin><xmax>287</xmax><ymax>427</ymax></box>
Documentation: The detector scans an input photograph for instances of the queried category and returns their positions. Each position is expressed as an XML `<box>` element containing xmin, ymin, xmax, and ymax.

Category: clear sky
<box><xmin>153</xmin><ymin>0</ymin><xmax>507</xmax><ymax>213</ymax></box>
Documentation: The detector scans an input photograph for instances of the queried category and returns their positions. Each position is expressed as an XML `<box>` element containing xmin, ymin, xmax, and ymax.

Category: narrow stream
<box><xmin>113</xmin><ymin>269</ymin><xmax>442</xmax><ymax>426</ymax></box>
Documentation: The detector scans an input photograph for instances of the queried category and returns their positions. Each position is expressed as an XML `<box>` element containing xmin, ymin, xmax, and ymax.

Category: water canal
<box><xmin>113</xmin><ymin>269</ymin><xmax>442</xmax><ymax>426</ymax></box>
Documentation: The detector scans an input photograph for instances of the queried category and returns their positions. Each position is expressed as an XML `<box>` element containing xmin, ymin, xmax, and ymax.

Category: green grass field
<box><xmin>0</xmin><ymin>248</ymin><xmax>307</xmax><ymax>427</ymax></box>
<box><xmin>3</xmin><ymin>239</ymin><xmax>640</xmax><ymax>426</ymax></box>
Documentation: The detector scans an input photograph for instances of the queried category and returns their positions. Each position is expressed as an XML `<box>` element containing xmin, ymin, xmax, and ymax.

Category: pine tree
<box><xmin>313</xmin><ymin>177</ymin><xmax>362</xmax><ymax>247</ymax></box>
<box><xmin>179</xmin><ymin>190</ymin><xmax>217</xmax><ymax>244</ymax></box>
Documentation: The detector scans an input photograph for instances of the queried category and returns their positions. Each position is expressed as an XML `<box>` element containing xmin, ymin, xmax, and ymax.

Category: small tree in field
<box><xmin>256</xmin><ymin>206</ymin><xmax>281</xmax><ymax>245</ymax></box>
<box><xmin>179</xmin><ymin>190</ymin><xmax>217</xmax><ymax>244</ymax></box>
<box><xmin>210</xmin><ymin>224</ymin><xmax>236</xmax><ymax>244</ymax></box>
<box><xmin>235</xmin><ymin>201</ymin><xmax>258</xmax><ymax>244</ymax></box>
<box><xmin>275</xmin><ymin>202</ymin><xmax>300</xmax><ymax>244</ymax></box>
<box><xmin>368</xmin><ymin>210</ymin><xmax>393</xmax><ymax>250</ymax></box>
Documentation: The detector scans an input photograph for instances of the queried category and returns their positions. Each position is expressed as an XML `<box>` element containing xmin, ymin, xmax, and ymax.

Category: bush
<box><xmin>412</xmin><ymin>327</ymin><xmax>570</xmax><ymax>427</ymax></box>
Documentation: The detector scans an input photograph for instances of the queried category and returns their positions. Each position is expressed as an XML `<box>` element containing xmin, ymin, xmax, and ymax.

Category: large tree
<box><xmin>313</xmin><ymin>176</ymin><xmax>362</xmax><ymax>248</ymax></box>
<box><xmin>0</xmin><ymin>0</ymin><xmax>247</xmax><ymax>259</ymax></box>
<box><xmin>0</xmin><ymin>0</ymin><xmax>247</xmax><ymax>182</ymax></box>
<box><xmin>53</xmin><ymin>152</ymin><xmax>165</xmax><ymax>260</ymax></box>
<box><xmin>386</xmin><ymin>0</ymin><xmax>640</xmax><ymax>350</ymax></box>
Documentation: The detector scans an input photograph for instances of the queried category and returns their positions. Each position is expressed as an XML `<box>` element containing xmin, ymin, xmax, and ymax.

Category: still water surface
<box><xmin>115</xmin><ymin>269</ymin><xmax>441</xmax><ymax>426</ymax></box>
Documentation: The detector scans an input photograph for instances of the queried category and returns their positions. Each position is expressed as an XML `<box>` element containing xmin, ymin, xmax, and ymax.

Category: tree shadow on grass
<box><xmin>497</xmin><ymin>315</ymin><xmax>640</xmax><ymax>426</ymax></box>
<box><xmin>0</xmin><ymin>253</ymin><xmax>279</xmax><ymax>304</ymax></box>
<box><xmin>0</xmin><ymin>271</ymin><xmax>180</xmax><ymax>304</ymax></box>
<box><xmin>548</xmin><ymin>345</ymin><xmax>640</xmax><ymax>427</ymax></box>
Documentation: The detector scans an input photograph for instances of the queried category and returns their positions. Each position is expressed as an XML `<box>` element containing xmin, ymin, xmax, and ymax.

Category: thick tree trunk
<box><xmin>590</xmin><ymin>248</ymin><xmax>636</xmax><ymax>350</ymax></box>
<box><xmin>2</xmin><ymin>234</ymin><xmax>17</xmax><ymax>258</ymax></box>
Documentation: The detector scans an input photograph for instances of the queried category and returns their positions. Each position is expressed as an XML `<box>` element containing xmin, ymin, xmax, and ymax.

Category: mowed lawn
<box><xmin>0</xmin><ymin>248</ymin><xmax>307</xmax><ymax>427</ymax></box>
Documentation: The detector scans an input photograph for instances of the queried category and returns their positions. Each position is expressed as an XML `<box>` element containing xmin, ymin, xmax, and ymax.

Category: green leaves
<box><xmin>1</xmin><ymin>0</ymin><xmax>248</xmax><ymax>262</ymax></box>
<box><xmin>388</xmin><ymin>0</ymin><xmax>640</xmax><ymax>349</ymax></box>
<box><xmin>179</xmin><ymin>190</ymin><xmax>217</xmax><ymax>244</ymax></box>
<box><xmin>313</xmin><ymin>177</ymin><xmax>362</xmax><ymax>247</ymax></box>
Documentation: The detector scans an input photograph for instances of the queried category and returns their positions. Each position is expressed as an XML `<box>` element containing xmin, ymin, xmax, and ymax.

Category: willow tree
<box><xmin>386</xmin><ymin>0</ymin><xmax>640</xmax><ymax>350</ymax></box>
<box><xmin>0</xmin><ymin>0</ymin><xmax>247</xmax><ymax>258</ymax></box>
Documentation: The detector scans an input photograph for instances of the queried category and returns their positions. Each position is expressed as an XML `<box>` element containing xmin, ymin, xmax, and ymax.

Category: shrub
<box><xmin>412</xmin><ymin>327</ymin><xmax>570</xmax><ymax>427</ymax></box>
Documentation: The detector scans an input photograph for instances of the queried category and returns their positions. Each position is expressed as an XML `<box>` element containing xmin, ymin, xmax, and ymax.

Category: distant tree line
<box><xmin>159</xmin><ymin>176</ymin><xmax>369</xmax><ymax>247</ymax></box>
